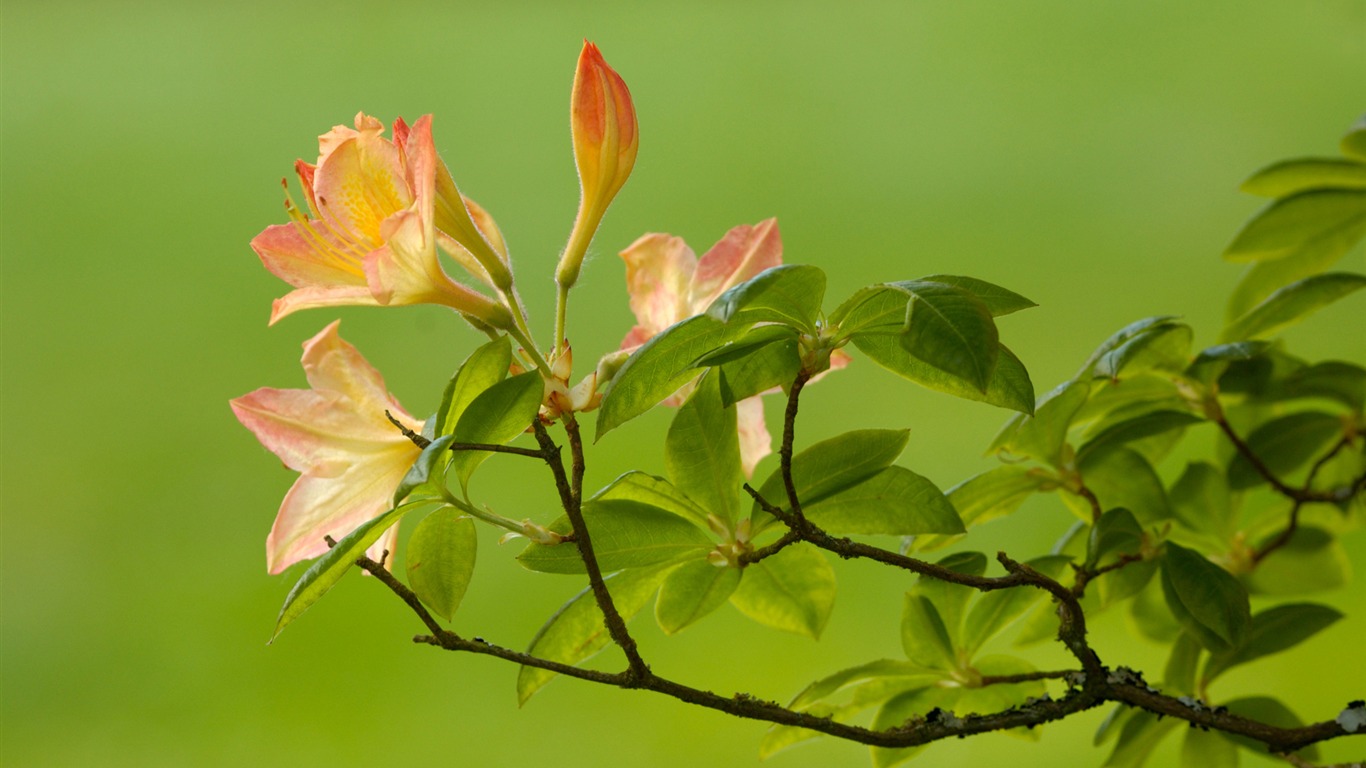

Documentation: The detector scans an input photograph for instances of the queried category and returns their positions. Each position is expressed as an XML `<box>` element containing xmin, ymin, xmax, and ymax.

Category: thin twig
<box><xmin>1255</xmin><ymin>436</ymin><xmax>1354</xmax><ymax>564</ymax></box>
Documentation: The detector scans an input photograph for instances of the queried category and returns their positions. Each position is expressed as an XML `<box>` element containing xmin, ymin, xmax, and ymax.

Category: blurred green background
<box><xmin>3</xmin><ymin>1</ymin><xmax>1364</xmax><ymax>765</ymax></box>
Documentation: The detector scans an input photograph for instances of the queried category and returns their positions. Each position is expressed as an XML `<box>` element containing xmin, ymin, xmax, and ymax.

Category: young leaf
<box><xmin>892</xmin><ymin>280</ymin><xmax>1000</xmax><ymax>393</ymax></box>
<box><xmin>853</xmin><ymin>333</ymin><xmax>1035</xmax><ymax>413</ymax></box>
<box><xmin>960</xmin><ymin>555</ymin><xmax>1071</xmax><ymax>656</ymax></box>
<box><xmin>830</xmin><ymin>285</ymin><xmax>910</xmax><ymax>337</ymax></box>
<box><xmin>989</xmin><ymin>379</ymin><xmax>1089</xmax><ymax>468</ymax></box>
<box><xmin>705</xmin><ymin>264</ymin><xmax>826</xmax><ymax>331</ymax></box>
<box><xmin>270</xmin><ymin>502</ymin><xmax>421</xmax><ymax>642</ymax></box>
<box><xmin>517</xmin><ymin>566</ymin><xmax>669</xmax><ymax>704</ymax></box>
<box><xmin>1201</xmin><ymin>602</ymin><xmax>1343</xmax><ymax>684</ymax></box>
<box><xmin>654</xmin><ymin>558</ymin><xmax>741</xmax><ymax>635</ymax></box>
<box><xmin>1223</xmin><ymin>189</ymin><xmax>1366</xmax><ymax>263</ymax></box>
<box><xmin>750</xmin><ymin>429</ymin><xmax>909</xmax><ymax>533</ymax></box>
<box><xmin>730</xmin><ymin>545</ymin><xmax>836</xmax><ymax>638</ymax></box>
<box><xmin>1161</xmin><ymin>543</ymin><xmax>1251</xmax><ymax>652</ymax></box>
<box><xmin>916</xmin><ymin>274</ymin><xmax>1037</xmax><ymax>316</ymax></box>
<box><xmin>665</xmin><ymin>374</ymin><xmax>742</xmax><ymax>522</ymax></box>
<box><xmin>1221</xmin><ymin>272</ymin><xmax>1366</xmax><ymax>342</ymax></box>
<box><xmin>393</xmin><ymin>434</ymin><xmax>456</xmax><ymax>505</ymax></box>
<box><xmin>801</xmin><ymin>466</ymin><xmax>964</xmax><ymax>536</ymax></box>
<box><xmin>1226</xmin><ymin>411</ymin><xmax>1343</xmax><ymax>490</ymax></box>
<box><xmin>899</xmin><ymin>593</ymin><xmax>957</xmax><ymax>671</ymax></box>
<box><xmin>597</xmin><ymin>314</ymin><xmax>742</xmax><ymax>438</ymax></box>
<box><xmin>1240</xmin><ymin>157</ymin><xmax>1366</xmax><ymax>197</ymax></box>
<box><xmin>449</xmin><ymin>371</ymin><xmax>543</xmax><ymax>491</ymax></box>
<box><xmin>405</xmin><ymin>509</ymin><xmax>477</xmax><ymax>622</ymax></box>
<box><xmin>516</xmin><ymin>499</ymin><xmax>714</xmax><ymax>574</ymax></box>
<box><xmin>436</xmin><ymin>336</ymin><xmax>511</xmax><ymax>436</ymax></box>
<box><xmin>590</xmin><ymin>471</ymin><xmax>712</xmax><ymax>529</ymax></box>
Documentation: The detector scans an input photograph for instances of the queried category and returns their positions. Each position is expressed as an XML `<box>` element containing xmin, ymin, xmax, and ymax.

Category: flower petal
<box><xmin>735</xmin><ymin>396</ymin><xmax>773</xmax><ymax>479</ymax></box>
<box><xmin>620</xmin><ymin>233</ymin><xmax>697</xmax><ymax>339</ymax></box>
<box><xmin>313</xmin><ymin>113</ymin><xmax>410</xmax><ymax>247</ymax></box>
<box><xmin>269</xmin><ymin>285</ymin><xmax>378</xmax><ymax>325</ymax></box>
<box><xmin>690</xmin><ymin>218</ymin><xmax>783</xmax><ymax>310</ymax></box>
<box><xmin>251</xmin><ymin>223</ymin><xmax>368</xmax><ymax>289</ymax></box>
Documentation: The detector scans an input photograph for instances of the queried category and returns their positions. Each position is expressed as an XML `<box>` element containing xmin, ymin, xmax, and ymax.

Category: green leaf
<box><xmin>449</xmin><ymin>371</ymin><xmax>543</xmax><ymax>492</ymax></box>
<box><xmin>1245</xmin><ymin>527</ymin><xmax>1351</xmax><ymax>594</ymax></box>
<box><xmin>394</xmin><ymin>434</ymin><xmax>455</xmax><ymax>505</ymax></box>
<box><xmin>435</xmin><ymin>336</ymin><xmax>511</xmax><ymax>436</ymax></box>
<box><xmin>730</xmin><ymin>545</ymin><xmax>835</xmax><ymax>638</ymax></box>
<box><xmin>960</xmin><ymin>555</ymin><xmax>1070</xmax><ymax>656</ymax></box>
<box><xmin>1240</xmin><ymin>157</ymin><xmax>1366</xmax><ymax>197</ymax></box>
<box><xmin>1202</xmin><ymin>603</ymin><xmax>1343</xmax><ymax>684</ymax></box>
<box><xmin>801</xmin><ymin>466</ymin><xmax>963</xmax><ymax>536</ymax></box>
<box><xmin>705</xmin><ymin>264</ymin><xmax>826</xmax><ymax>331</ymax></box>
<box><xmin>758</xmin><ymin>702</ymin><xmax>850</xmax><ymax>759</ymax></box>
<box><xmin>870</xmin><ymin>686</ymin><xmax>955</xmax><ymax>768</ymax></box>
<box><xmin>914</xmin><ymin>465</ymin><xmax>1050</xmax><ymax>552</ymax></box>
<box><xmin>1221</xmin><ymin>272</ymin><xmax>1366</xmax><ymax>341</ymax></box>
<box><xmin>1074</xmin><ymin>446</ymin><xmax>1171</xmax><ymax>525</ymax></box>
<box><xmin>1080</xmin><ymin>316</ymin><xmax>1181</xmax><ymax>376</ymax></box>
<box><xmin>1181</xmin><ymin>726</ymin><xmax>1238</xmax><ymax>768</ymax></box>
<box><xmin>1088</xmin><ymin>507</ymin><xmax>1144</xmax><ymax>568</ymax></box>
<box><xmin>405</xmin><ymin>509</ymin><xmax>477</xmax><ymax>622</ymax></box>
<box><xmin>589</xmin><ymin>471</ymin><xmax>712</xmax><ymax>529</ymax></box>
<box><xmin>916</xmin><ymin>274</ymin><xmax>1037</xmax><ymax>316</ymax></box>
<box><xmin>1217</xmin><ymin>697</ymin><xmax>1318</xmax><ymax>760</ymax></box>
<box><xmin>1092</xmin><ymin>322</ymin><xmax>1193</xmax><ymax>380</ymax></box>
<box><xmin>1097</xmin><ymin>558</ymin><xmax>1158</xmax><ymax>609</ymax></box>
<box><xmin>902</xmin><ymin>553</ymin><xmax>984</xmax><ymax>669</ymax></box>
<box><xmin>516</xmin><ymin>500</ymin><xmax>714</xmax><ymax>574</ymax></box>
<box><xmin>1161</xmin><ymin>542</ymin><xmax>1251</xmax><ymax>652</ymax></box>
<box><xmin>1223</xmin><ymin>190</ymin><xmax>1366</xmax><ymax>264</ymax></box>
<box><xmin>1226</xmin><ymin>411</ymin><xmax>1343</xmax><ymax>490</ymax></box>
<box><xmin>1077</xmin><ymin>410</ymin><xmax>1203</xmax><ymax>465</ymax></box>
<box><xmin>717</xmin><ymin>340</ymin><xmax>800</xmax><ymax>406</ymax></box>
<box><xmin>750</xmin><ymin>429</ymin><xmax>909</xmax><ymax>534</ymax></box>
<box><xmin>1187</xmin><ymin>341</ymin><xmax>1271</xmax><ymax>385</ymax></box>
<box><xmin>691</xmin><ymin>324</ymin><xmax>798</xmax><ymax>367</ymax></box>
<box><xmin>270</xmin><ymin>502</ymin><xmax>421</xmax><ymax>642</ymax></box>
<box><xmin>1169</xmin><ymin>461</ymin><xmax>1236</xmax><ymax>542</ymax></box>
<box><xmin>989</xmin><ymin>379</ymin><xmax>1089</xmax><ymax>467</ymax></box>
<box><xmin>854</xmin><ymin>333</ymin><xmax>1034</xmax><ymax>413</ymax></box>
<box><xmin>1163</xmin><ymin>632</ymin><xmax>1201</xmax><ymax>695</ymax></box>
<box><xmin>654</xmin><ymin>559</ymin><xmax>741</xmax><ymax>635</ymax></box>
<box><xmin>517</xmin><ymin>566</ymin><xmax>669</xmax><ymax>703</ymax></box>
<box><xmin>790</xmin><ymin>659</ymin><xmax>941</xmax><ymax>709</ymax></box>
<box><xmin>1343</xmin><ymin>114</ymin><xmax>1366</xmax><ymax>161</ymax></box>
<box><xmin>1128</xmin><ymin>574</ymin><xmax>1182</xmax><ymax>644</ymax></box>
<box><xmin>596</xmin><ymin>314</ymin><xmax>743</xmax><ymax>438</ymax></box>
<box><xmin>1266</xmin><ymin>360</ymin><xmax>1366</xmax><ymax>411</ymax></box>
<box><xmin>1226</xmin><ymin>245</ymin><xmax>1348</xmax><ymax>323</ymax></box>
<box><xmin>891</xmin><ymin>280</ymin><xmax>1000</xmax><ymax>392</ymax></box>
<box><xmin>665</xmin><ymin>374</ymin><xmax>742</xmax><ymax>522</ymax></box>
<box><xmin>1104</xmin><ymin>710</ymin><xmax>1180</xmax><ymax>768</ymax></box>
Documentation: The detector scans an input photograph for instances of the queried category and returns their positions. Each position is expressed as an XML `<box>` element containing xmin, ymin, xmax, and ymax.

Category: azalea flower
<box><xmin>251</xmin><ymin>113</ymin><xmax>512</xmax><ymax>329</ymax></box>
<box><xmin>231</xmin><ymin>321</ymin><xmax>423</xmax><ymax>574</ymax></box>
<box><xmin>617</xmin><ymin>219</ymin><xmax>849</xmax><ymax>476</ymax></box>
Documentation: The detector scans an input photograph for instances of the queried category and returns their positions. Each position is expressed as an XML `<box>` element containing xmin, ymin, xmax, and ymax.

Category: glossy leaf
<box><xmin>730</xmin><ymin>545</ymin><xmax>835</xmax><ymax>638</ymax></box>
<box><xmin>1161</xmin><ymin>542</ymin><xmax>1251</xmax><ymax>652</ymax></box>
<box><xmin>750</xmin><ymin>429</ymin><xmax>908</xmax><ymax>533</ymax></box>
<box><xmin>1221</xmin><ymin>272</ymin><xmax>1366</xmax><ymax>342</ymax></box>
<box><xmin>394</xmin><ymin>434</ymin><xmax>455</xmax><ymax>505</ymax></box>
<box><xmin>589</xmin><ymin>471</ymin><xmax>712</xmax><ymax>529</ymax></box>
<box><xmin>435</xmin><ymin>336</ymin><xmax>511</xmax><ymax>436</ymax></box>
<box><xmin>270</xmin><ymin>502</ymin><xmax>419</xmax><ymax>642</ymax></box>
<box><xmin>665</xmin><ymin>374</ymin><xmax>742</xmax><ymax>522</ymax></box>
<box><xmin>1223</xmin><ymin>189</ymin><xmax>1366</xmax><ymax>263</ymax></box>
<box><xmin>1202</xmin><ymin>602</ymin><xmax>1343</xmax><ymax>684</ymax></box>
<box><xmin>989</xmin><ymin>379</ymin><xmax>1089</xmax><ymax>467</ymax></box>
<box><xmin>960</xmin><ymin>555</ymin><xmax>1070</xmax><ymax>656</ymax></box>
<box><xmin>1245</xmin><ymin>527</ymin><xmax>1351</xmax><ymax>594</ymax></box>
<box><xmin>655</xmin><ymin>559</ymin><xmax>741</xmax><ymax>635</ymax></box>
<box><xmin>516</xmin><ymin>500</ymin><xmax>714</xmax><ymax>574</ymax></box>
<box><xmin>597</xmin><ymin>314</ymin><xmax>742</xmax><ymax>438</ymax></box>
<box><xmin>449</xmin><ymin>371</ymin><xmax>542</xmax><ymax>491</ymax></box>
<box><xmin>1240</xmin><ymin>157</ymin><xmax>1366</xmax><ymax>197</ymax></box>
<box><xmin>517</xmin><ymin>566</ymin><xmax>669</xmax><ymax>703</ymax></box>
<box><xmin>1181</xmin><ymin>726</ymin><xmax>1237</xmax><ymax>768</ymax></box>
<box><xmin>405</xmin><ymin>509</ymin><xmax>477</xmax><ymax>622</ymax></box>
<box><xmin>855</xmin><ymin>332</ymin><xmax>1035</xmax><ymax>413</ymax></box>
<box><xmin>917</xmin><ymin>274</ymin><xmax>1037</xmax><ymax>316</ymax></box>
<box><xmin>801</xmin><ymin>466</ymin><xmax>963</xmax><ymax>536</ymax></box>
<box><xmin>705</xmin><ymin>264</ymin><xmax>826</xmax><ymax>331</ymax></box>
<box><xmin>892</xmin><ymin>280</ymin><xmax>999</xmax><ymax>392</ymax></box>
<box><xmin>1226</xmin><ymin>411</ymin><xmax>1343</xmax><ymax>490</ymax></box>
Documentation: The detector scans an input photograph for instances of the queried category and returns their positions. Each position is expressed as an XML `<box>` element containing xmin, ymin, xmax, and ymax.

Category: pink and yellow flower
<box><xmin>231</xmin><ymin>321</ymin><xmax>423</xmax><ymax>574</ymax></box>
<box><xmin>251</xmin><ymin>113</ymin><xmax>512</xmax><ymax>328</ymax></box>
<box><xmin>617</xmin><ymin>219</ymin><xmax>849</xmax><ymax>476</ymax></box>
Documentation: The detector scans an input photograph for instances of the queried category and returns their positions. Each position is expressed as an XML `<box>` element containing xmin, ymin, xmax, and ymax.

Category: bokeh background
<box><xmin>3</xmin><ymin>1</ymin><xmax>1364</xmax><ymax>766</ymax></box>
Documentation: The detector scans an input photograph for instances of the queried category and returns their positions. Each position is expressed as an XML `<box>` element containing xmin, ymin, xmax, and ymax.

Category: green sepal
<box><xmin>1221</xmin><ymin>271</ymin><xmax>1366</xmax><ymax>342</ymax></box>
<box><xmin>1226</xmin><ymin>411</ymin><xmax>1343</xmax><ymax>490</ymax></box>
<box><xmin>405</xmin><ymin>509</ymin><xmax>477</xmax><ymax>622</ymax></box>
<box><xmin>730</xmin><ymin>545</ymin><xmax>835</xmax><ymax>639</ymax></box>
<box><xmin>1160</xmin><ymin>542</ymin><xmax>1251</xmax><ymax>653</ymax></box>
<box><xmin>665</xmin><ymin>373</ymin><xmax>742</xmax><ymax>523</ymax></box>
<box><xmin>1240</xmin><ymin>157</ymin><xmax>1366</xmax><ymax>197</ymax></box>
<box><xmin>394</xmin><ymin>434</ymin><xmax>455</xmax><ymax>505</ymax></box>
<box><xmin>449</xmin><ymin>371</ymin><xmax>543</xmax><ymax>492</ymax></box>
<box><xmin>435</xmin><ymin>336</ymin><xmax>511</xmax><ymax>437</ymax></box>
<box><xmin>1201</xmin><ymin>602</ymin><xmax>1343</xmax><ymax>685</ymax></box>
<box><xmin>517</xmin><ymin>566</ymin><xmax>670</xmax><ymax>704</ymax></box>
<box><xmin>516</xmin><ymin>499</ymin><xmax>714</xmax><ymax>574</ymax></box>
<box><xmin>596</xmin><ymin>314</ymin><xmax>742</xmax><ymax>438</ymax></box>
<box><xmin>705</xmin><ymin>264</ymin><xmax>826</xmax><ymax>332</ymax></box>
<box><xmin>749</xmin><ymin>429</ymin><xmax>909</xmax><ymax>534</ymax></box>
<box><xmin>270</xmin><ymin>501</ymin><xmax>424</xmax><ymax>642</ymax></box>
<box><xmin>654</xmin><ymin>558</ymin><xmax>741</xmax><ymax>635</ymax></box>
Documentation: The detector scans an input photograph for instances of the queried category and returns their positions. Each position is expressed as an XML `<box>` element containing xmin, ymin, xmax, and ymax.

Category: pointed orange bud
<box><xmin>557</xmin><ymin>41</ymin><xmax>639</xmax><ymax>289</ymax></box>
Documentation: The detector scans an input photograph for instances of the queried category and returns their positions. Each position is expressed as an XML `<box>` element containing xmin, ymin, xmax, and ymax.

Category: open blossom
<box><xmin>618</xmin><ymin>219</ymin><xmax>849</xmax><ymax>476</ymax></box>
<box><xmin>251</xmin><ymin>113</ymin><xmax>512</xmax><ymax>328</ymax></box>
<box><xmin>231</xmin><ymin>321</ymin><xmax>423</xmax><ymax>574</ymax></box>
